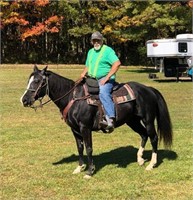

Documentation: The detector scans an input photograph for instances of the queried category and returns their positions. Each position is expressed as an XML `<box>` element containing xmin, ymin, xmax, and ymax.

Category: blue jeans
<box><xmin>98</xmin><ymin>78</ymin><xmax>115</xmax><ymax>118</ymax></box>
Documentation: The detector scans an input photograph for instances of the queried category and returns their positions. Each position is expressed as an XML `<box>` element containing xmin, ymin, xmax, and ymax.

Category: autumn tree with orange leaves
<box><xmin>1</xmin><ymin>0</ymin><xmax>63</xmax><ymax>63</ymax></box>
<box><xmin>1</xmin><ymin>0</ymin><xmax>63</xmax><ymax>40</ymax></box>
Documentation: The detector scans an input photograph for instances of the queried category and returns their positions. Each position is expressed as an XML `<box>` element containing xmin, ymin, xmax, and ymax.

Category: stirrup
<box><xmin>99</xmin><ymin>120</ymin><xmax>114</xmax><ymax>133</ymax></box>
<box><xmin>106</xmin><ymin>126</ymin><xmax>114</xmax><ymax>133</ymax></box>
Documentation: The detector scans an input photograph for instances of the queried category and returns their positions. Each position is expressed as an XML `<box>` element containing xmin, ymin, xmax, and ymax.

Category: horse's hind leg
<box><xmin>126</xmin><ymin>117</ymin><xmax>148</xmax><ymax>166</ymax></box>
<box><xmin>145</xmin><ymin>123</ymin><xmax>158</xmax><ymax>170</ymax></box>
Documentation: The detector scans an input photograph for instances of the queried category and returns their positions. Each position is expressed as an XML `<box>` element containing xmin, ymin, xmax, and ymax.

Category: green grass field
<box><xmin>1</xmin><ymin>64</ymin><xmax>193</xmax><ymax>200</ymax></box>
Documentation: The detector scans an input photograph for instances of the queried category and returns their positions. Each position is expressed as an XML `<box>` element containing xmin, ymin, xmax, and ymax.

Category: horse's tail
<box><xmin>150</xmin><ymin>87</ymin><xmax>173</xmax><ymax>148</ymax></box>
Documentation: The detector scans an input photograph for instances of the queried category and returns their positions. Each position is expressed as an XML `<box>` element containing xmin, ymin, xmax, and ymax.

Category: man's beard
<box><xmin>94</xmin><ymin>44</ymin><xmax>102</xmax><ymax>50</ymax></box>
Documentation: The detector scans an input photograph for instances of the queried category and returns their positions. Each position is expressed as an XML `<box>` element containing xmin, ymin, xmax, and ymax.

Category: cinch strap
<box><xmin>88</xmin><ymin>45</ymin><xmax>107</xmax><ymax>78</ymax></box>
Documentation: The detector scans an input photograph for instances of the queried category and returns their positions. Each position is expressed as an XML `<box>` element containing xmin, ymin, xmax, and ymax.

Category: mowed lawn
<box><xmin>1</xmin><ymin>64</ymin><xmax>192</xmax><ymax>200</ymax></box>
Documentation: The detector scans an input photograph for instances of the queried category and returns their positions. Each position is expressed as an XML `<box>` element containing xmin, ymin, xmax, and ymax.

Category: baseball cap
<box><xmin>91</xmin><ymin>31</ymin><xmax>103</xmax><ymax>40</ymax></box>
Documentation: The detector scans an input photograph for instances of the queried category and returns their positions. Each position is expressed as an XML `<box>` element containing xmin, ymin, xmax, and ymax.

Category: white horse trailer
<box><xmin>146</xmin><ymin>34</ymin><xmax>193</xmax><ymax>80</ymax></box>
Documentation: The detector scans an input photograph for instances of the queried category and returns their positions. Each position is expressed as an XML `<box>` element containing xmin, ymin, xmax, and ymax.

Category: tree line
<box><xmin>1</xmin><ymin>0</ymin><xmax>192</xmax><ymax>65</ymax></box>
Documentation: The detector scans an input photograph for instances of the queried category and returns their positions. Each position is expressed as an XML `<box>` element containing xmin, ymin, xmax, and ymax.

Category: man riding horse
<box><xmin>80</xmin><ymin>31</ymin><xmax>121</xmax><ymax>132</ymax></box>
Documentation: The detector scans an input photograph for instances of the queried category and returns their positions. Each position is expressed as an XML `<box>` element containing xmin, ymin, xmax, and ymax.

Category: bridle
<box><xmin>29</xmin><ymin>74</ymin><xmax>84</xmax><ymax>111</ymax></box>
<box><xmin>27</xmin><ymin>74</ymin><xmax>49</xmax><ymax>110</ymax></box>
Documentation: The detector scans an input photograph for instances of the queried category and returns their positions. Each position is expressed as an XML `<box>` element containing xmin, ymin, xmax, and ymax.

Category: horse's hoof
<box><xmin>83</xmin><ymin>174</ymin><xmax>92</xmax><ymax>179</ymax></box>
<box><xmin>145</xmin><ymin>165</ymin><xmax>153</xmax><ymax>171</ymax></box>
<box><xmin>145</xmin><ymin>163</ymin><xmax>156</xmax><ymax>171</ymax></box>
<box><xmin>138</xmin><ymin>158</ymin><xmax>145</xmax><ymax>166</ymax></box>
<box><xmin>72</xmin><ymin>164</ymin><xmax>86</xmax><ymax>174</ymax></box>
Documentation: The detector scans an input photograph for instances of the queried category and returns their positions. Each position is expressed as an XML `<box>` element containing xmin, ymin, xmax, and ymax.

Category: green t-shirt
<box><xmin>85</xmin><ymin>44</ymin><xmax>119</xmax><ymax>80</ymax></box>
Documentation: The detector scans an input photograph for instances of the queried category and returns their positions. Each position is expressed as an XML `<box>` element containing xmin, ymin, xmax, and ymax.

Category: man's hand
<box><xmin>99</xmin><ymin>77</ymin><xmax>109</xmax><ymax>85</ymax></box>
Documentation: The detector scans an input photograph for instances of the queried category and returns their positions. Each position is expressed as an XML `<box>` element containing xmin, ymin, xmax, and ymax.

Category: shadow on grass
<box><xmin>154</xmin><ymin>78</ymin><xmax>192</xmax><ymax>83</ymax></box>
<box><xmin>123</xmin><ymin>68</ymin><xmax>158</xmax><ymax>74</ymax></box>
<box><xmin>53</xmin><ymin>146</ymin><xmax>177</xmax><ymax>173</ymax></box>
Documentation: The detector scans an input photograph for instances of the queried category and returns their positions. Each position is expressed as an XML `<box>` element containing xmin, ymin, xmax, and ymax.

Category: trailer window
<box><xmin>178</xmin><ymin>43</ymin><xmax>187</xmax><ymax>53</ymax></box>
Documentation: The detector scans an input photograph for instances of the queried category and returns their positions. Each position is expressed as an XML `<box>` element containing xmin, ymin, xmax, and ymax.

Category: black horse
<box><xmin>20</xmin><ymin>66</ymin><xmax>173</xmax><ymax>178</ymax></box>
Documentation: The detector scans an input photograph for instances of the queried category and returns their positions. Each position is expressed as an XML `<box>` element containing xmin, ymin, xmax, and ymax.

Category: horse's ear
<box><xmin>44</xmin><ymin>66</ymin><xmax>48</xmax><ymax>71</ymax></box>
<box><xmin>41</xmin><ymin>66</ymin><xmax>48</xmax><ymax>75</ymax></box>
<box><xmin>34</xmin><ymin>64</ymin><xmax>38</xmax><ymax>72</ymax></box>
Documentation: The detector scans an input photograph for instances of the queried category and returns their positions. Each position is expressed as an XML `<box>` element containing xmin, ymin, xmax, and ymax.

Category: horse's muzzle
<box><xmin>20</xmin><ymin>95</ymin><xmax>35</xmax><ymax>107</ymax></box>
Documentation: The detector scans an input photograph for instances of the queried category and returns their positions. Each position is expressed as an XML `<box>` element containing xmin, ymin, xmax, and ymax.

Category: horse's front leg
<box><xmin>81</xmin><ymin>126</ymin><xmax>95</xmax><ymax>179</ymax></box>
<box><xmin>72</xmin><ymin>129</ymin><xmax>86</xmax><ymax>174</ymax></box>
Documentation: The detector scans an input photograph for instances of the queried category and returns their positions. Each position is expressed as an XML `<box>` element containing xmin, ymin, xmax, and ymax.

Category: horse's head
<box><xmin>20</xmin><ymin>65</ymin><xmax>48</xmax><ymax>107</ymax></box>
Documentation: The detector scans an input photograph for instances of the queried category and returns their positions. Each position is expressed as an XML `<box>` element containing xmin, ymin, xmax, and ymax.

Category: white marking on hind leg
<box><xmin>146</xmin><ymin>152</ymin><xmax>157</xmax><ymax>170</ymax></box>
<box><xmin>137</xmin><ymin>146</ymin><xmax>145</xmax><ymax>166</ymax></box>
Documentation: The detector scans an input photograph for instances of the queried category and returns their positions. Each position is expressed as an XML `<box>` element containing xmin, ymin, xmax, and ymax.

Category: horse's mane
<box><xmin>47</xmin><ymin>70</ymin><xmax>75</xmax><ymax>92</ymax></box>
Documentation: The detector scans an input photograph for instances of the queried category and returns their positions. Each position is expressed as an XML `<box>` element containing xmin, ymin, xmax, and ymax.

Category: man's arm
<box><xmin>100</xmin><ymin>60</ymin><xmax>121</xmax><ymax>85</ymax></box>
<box><xmin>80</xmin><ymin>67</ymin><xmax>88</xmax><ymax>79</ymax></box>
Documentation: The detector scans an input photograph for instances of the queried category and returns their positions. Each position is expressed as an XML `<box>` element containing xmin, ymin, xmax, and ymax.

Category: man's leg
<box><xmin>98</xmin><ymin>78</ymin><xmax>115</xmax><ymax>131</ymax></box>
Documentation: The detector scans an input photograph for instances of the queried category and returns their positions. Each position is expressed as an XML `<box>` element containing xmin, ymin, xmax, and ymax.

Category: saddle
<box><xmin>84</xmin><ymin>82</ymin><xmax>136</xmax><ymax>128</ymax></box>
<box><xmin>86</xmin><ymin>83</ymin><xmax>135</xmax><ymax>105</ymax></box>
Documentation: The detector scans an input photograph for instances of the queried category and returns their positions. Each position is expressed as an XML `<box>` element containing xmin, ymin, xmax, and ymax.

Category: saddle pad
<box><xmin>113</xmin><ymin>84</ymin><xmax>135</xmax><ymax>104</ymax></box>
